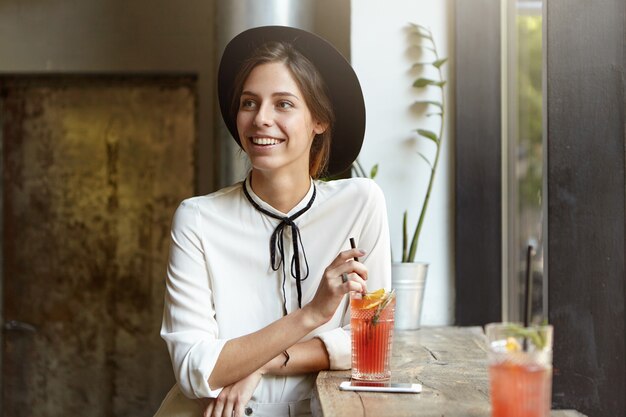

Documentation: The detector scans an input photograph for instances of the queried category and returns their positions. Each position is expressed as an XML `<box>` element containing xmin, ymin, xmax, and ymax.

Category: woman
<box><xmin>156</xmin><ymin>26</ymin><xmax>391</xmax><ymax>417</ymax></box>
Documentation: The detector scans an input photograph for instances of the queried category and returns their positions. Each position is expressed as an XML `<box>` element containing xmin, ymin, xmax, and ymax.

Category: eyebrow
<box><xmin>241</xmin><ymin>91</ymin><xmax>301</xmax><ymax>101</ymax></box>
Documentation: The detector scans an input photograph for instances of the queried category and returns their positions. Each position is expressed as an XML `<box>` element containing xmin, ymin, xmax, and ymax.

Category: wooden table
<box><xmin>311</xmin><ymin>327</ymin><xmax>586</xmax><ymax>417</ymax></box>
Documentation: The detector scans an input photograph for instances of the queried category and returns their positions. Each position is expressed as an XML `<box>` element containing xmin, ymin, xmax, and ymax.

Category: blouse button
<box><xmin>244</xmin><ymin>407</ymin><xmax>253</xmax><ymax>415</ymax></box>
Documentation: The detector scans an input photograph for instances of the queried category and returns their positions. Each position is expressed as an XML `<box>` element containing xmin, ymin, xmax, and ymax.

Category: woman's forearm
<box><xmin>208</xmin><ymin>247</ymin><xmax>366</xmax><ymax>390</ymax></box>
<box><xmin>263</xmin><ymin>337</ymin><xmax>330</xmax><ymax>377</ymax></box>
<box><xmin>207</xmin><ymin>305</ymin><xmax>325</xmax><ymax>389</ymax></box>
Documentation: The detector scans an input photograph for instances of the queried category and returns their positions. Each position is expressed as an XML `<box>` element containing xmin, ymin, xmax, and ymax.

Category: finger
<box><xmin>221</xmin><ymin>401</ymin><xmax>234</xmax><ymax>417</ymax></box>
<box><xmin>204</xmin><ymin>400</ymin><xmax>214</xmax><ymax>417</ymax></box>
<box><xmin>339</xmin><ymin>272</ymin><xmax>367</xmax><ymax>294</ymax></box>
<box><xmin>328</xmin><ymin>248</ymin><xmax>367</xmax><ymax>269</ymax></box>
<box><xmin>211</xmin><ymin>398</ymin><xmax>224</xmax><ymax>417</ymax></box>
<box><xmin>331</xmin><ymin>259</ymin><xmax>368</xmax><ymax>282</ymax></box>
<box><xmin>234</xmin><ymin>402</ymin><xmax>246</xmax><ymax>417</ymax></box>
<box><xmin>347</xmin><ymin>279</ymin><xmax>368</xmax><ymax>294</ymax></box>
<box><xmin>344</xmin><ymin>273</ymin><xmax>368</xmax><ymax>293</ymax></box>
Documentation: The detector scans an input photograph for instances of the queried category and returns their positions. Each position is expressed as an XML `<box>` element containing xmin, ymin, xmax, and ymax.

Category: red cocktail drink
<box><xmin>351</xmin><ymin>290</ymin><xmax>395</xmax><ymax>380</ymax></box>
<box><xmin>486</xmin><ymin>323</ymin><xmax>553</xmax><ymax>417</ymax></box>
<box><xmin>490</xmin><ymin>360</ymin><xmax>552</xmax><ymax>417</ymax></box>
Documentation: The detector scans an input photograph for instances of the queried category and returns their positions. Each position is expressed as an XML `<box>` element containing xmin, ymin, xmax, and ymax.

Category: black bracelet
<box><xmin>282</xmin><ymin>350</ymin><xmax>290</xmax><ymax>367</ymax></box>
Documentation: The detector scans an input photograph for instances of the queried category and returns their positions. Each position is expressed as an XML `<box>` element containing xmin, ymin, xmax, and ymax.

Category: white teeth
<box><xmin>252</xmin><ymin>137</ymin><xmax>281</xmax><ymax>145</ymax></box>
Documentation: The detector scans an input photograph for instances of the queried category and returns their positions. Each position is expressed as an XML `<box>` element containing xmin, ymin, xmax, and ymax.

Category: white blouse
<box><xmin>161</xmin><ymin>176</ymin><xmax>391</xmax><ymax>409</ymax></box>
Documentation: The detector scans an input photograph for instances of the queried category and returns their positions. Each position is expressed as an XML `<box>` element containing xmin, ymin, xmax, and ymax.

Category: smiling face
<box><xmin>236</xmin><ymin>62</ymin><xmax>327</xmax><ymax>178</ymax></box>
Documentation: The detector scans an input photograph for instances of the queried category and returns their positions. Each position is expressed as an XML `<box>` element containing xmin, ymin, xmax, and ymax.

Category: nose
<box><xmin>253</xmin><ymin>103</ymin><xmax>274</xmax><ymax>127</ymax></box>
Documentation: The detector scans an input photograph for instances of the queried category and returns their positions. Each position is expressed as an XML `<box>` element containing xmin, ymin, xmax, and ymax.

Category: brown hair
<box><xmin>230</xmin><ymin>41</ymin><xmax>335</xmax><ymax>178</ymax></box>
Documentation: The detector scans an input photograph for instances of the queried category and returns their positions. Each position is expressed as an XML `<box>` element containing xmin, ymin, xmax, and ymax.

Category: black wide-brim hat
<box><xmin>218</xmin><ymin>25</ymin><xmax>366</xmax><ymax>177</ymax></box>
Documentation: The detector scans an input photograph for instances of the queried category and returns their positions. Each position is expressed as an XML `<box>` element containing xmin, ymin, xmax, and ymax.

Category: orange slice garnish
<box><xmin>362</xmin><ymin>288</ymin><xmax>386</xmax><ymax>309</ymax></box>
<box><xmin>363</xmin><ymin>288</ymin><xmax>385</xmax><ymax>300</ymax></box>
<box><xmin>505</xmin><ymin>337</ymin><xmax>521</xmax><ymax>352</ymax></box>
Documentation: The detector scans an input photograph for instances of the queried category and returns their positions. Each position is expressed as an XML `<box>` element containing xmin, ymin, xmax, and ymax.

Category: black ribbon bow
<box><xmin>242</xmin><ymin>180</ymin><xmax>316</xmax><ymax>313</ymax></box>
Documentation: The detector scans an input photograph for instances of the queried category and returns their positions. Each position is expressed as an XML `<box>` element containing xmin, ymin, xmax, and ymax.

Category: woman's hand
<box><xmin>198</xmin><ymin>370</ymin><xmax>262</xmax><ymax>417</ymax></box>
<box><xmin>304</xmin><ymin>248</ymin><xmax>368</xmax><ymax>324</ymax></box>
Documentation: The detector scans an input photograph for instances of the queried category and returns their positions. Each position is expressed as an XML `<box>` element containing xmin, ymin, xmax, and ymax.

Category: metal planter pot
<box><xmin>392</xmin><ymin>262</ymin><xmax>428</xmax><ymax>330</ymax></box>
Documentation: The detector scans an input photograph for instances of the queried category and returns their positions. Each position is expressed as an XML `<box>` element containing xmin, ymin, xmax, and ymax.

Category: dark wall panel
<box><xmin>546</xmin><ymin>1</ymin><xmax>625</xmax><ymax>415</ymax></box>
<box><xmin>455</xmin><ymin>0</ymin><xmax>502</xmax><ymax>325</ymax></box>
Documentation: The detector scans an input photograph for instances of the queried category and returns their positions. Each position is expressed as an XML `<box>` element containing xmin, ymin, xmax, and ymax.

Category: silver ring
<box><xmin>341</xmin><ymin>272</ymin><xmax>349</xmax><ymax>283</ymax></box>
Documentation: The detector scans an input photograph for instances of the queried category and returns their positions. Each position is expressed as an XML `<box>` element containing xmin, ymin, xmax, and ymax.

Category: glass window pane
<box><xmin>503</xmin><ymin>0</ymin><xmax>545</xmax><ymax>323</ymax></box>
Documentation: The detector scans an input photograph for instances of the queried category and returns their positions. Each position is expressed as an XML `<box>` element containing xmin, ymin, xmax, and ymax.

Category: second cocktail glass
<box><xmin>486</xmin><ymin>322</ymin><xmax>553</xmax><ymax>417</ymax></box>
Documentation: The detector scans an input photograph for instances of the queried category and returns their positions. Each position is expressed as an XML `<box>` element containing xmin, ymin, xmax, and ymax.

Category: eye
<box><xmin>277</xmin><ymin>100</ymin><xmax>294</xmax><ymax>110</ymax></box>
<box><xmin>240</xmin><ymin>98</ymin><xmax>256</xmax><ymax>109</ymax></box>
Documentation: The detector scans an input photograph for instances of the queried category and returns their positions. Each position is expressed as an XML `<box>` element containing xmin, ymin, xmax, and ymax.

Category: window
<box><xmin>502</xmin><ymin>0</ymin><xmax>544</xmax><ymax>322</ymax></box>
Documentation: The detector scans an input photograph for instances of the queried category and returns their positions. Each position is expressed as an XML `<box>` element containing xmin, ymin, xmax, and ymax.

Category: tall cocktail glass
<box><xmin>486</xmin><ymin>323</ymin><xmax>553</xmax><ymax>417</ymax></box>
<box><xmin>351</xmin><ymin>289</ymin><xmax>396</xmax><ymax>381</ymax></box>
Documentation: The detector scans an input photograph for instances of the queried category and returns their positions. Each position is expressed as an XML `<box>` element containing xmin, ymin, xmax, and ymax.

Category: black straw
<box><xmin>523</xmin><ymin>244</ymin><xmax>534</xmax><ymax>350</ymax></box>
<box><xmin>350</xmin><ymin>237</ymin><xmax>359</xmax><ymax>262</ymax></box>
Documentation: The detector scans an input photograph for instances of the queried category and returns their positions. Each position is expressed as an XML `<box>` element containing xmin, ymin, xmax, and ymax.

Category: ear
<box><xmin>313</xmin><ymin>120</ymin><xmax>328</xmax><ymax>135</ymax></box>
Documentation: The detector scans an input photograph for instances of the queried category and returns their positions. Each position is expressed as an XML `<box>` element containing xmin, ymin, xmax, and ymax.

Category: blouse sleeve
<box><xmin>160</xmin><ymin>199</ymin><xmax>227</xmax><ymax>399</ymax></box>
<box><xmin>316</xmin><ymin>180</ymin><xmax>392</xmax><ymax>370</ymax></box>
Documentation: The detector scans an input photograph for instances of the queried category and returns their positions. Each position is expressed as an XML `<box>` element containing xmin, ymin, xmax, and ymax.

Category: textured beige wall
<box><xmin>2</xmin><ymin>78</ymin><xmax>195</xmax><ymax>417</ymax></box>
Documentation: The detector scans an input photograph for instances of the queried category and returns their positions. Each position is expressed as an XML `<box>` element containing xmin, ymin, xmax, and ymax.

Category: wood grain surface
<box><xmin>312</xmin><ymin>327</ymin><xmax>586</xmax><ymax>417</ymax></box>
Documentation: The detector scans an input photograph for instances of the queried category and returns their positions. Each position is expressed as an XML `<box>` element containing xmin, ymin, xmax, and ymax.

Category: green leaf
<box><xmin>408</xmin><ymin>23</ymin><xmax>432</xmax><ymax>39</ymax></box>
<box><xmin>402</xmin><ymin>211</ymin><xmax>408</xmax><ymax>262</ymax></box>
<box><xmin>432</xmin><ymin>58</ymin><xmax>448</xmax><ymax>68</ymax></box>
<box><xmin>414</xmin><ymin>31</ymin><xmax>433</xmax><ymax>40</ymax></box>
<box><xmin>411</xmin><ymin>44</ymin><xmax>436</xmax><ymax>53</ymax></box>
<box><xmin>409</xmin><ymin>22</ymin><xmax>428</xmax><ymax>31</ymax></box>
<box><xmin>417</xmin><ymin>152</ymin><xmax>433</xmax><ymax>169</ymax></box>
<box><xmin>417</xmin><ymin>129</ymin><xmax>439</xmax><ymax>144</ymax></box>
<box><xmin>435</xmin><ymin>81</ymin><xmax>447</xmax><ymax>87</ymax></box>
<box><xmin>414</xmin><ymin>100</ymin><xmax>443</xmax><ymax>110</ymax></box>
<box><xmin>369</xmin><ymin>164</ymin><xmax>379</xmax><ymax>179</ymax></box>
<box><xmin>412</xmin><ymin>58</ymin><xmax>448</xmax><ymax>69</ymax></box>
<box><xmin>503</xmin><ymin>323</ymin><xmax>548</xmax><ymax>350</ymax></box>
<box><xmin>413</xmin><ymin>78</ymin><xmax>440</xmax><ymax>88</ymax></box>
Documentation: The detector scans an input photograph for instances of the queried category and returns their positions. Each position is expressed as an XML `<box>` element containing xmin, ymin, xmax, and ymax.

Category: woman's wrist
<box><xmin>261</xmin><ymin>352</ymin><xmax>286</xmax><ymax>375</ymax></box>
<box><xmin>299</xmin><ymin>304</ymin><xmax>328</xmax><ymax>330</ymax></box>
